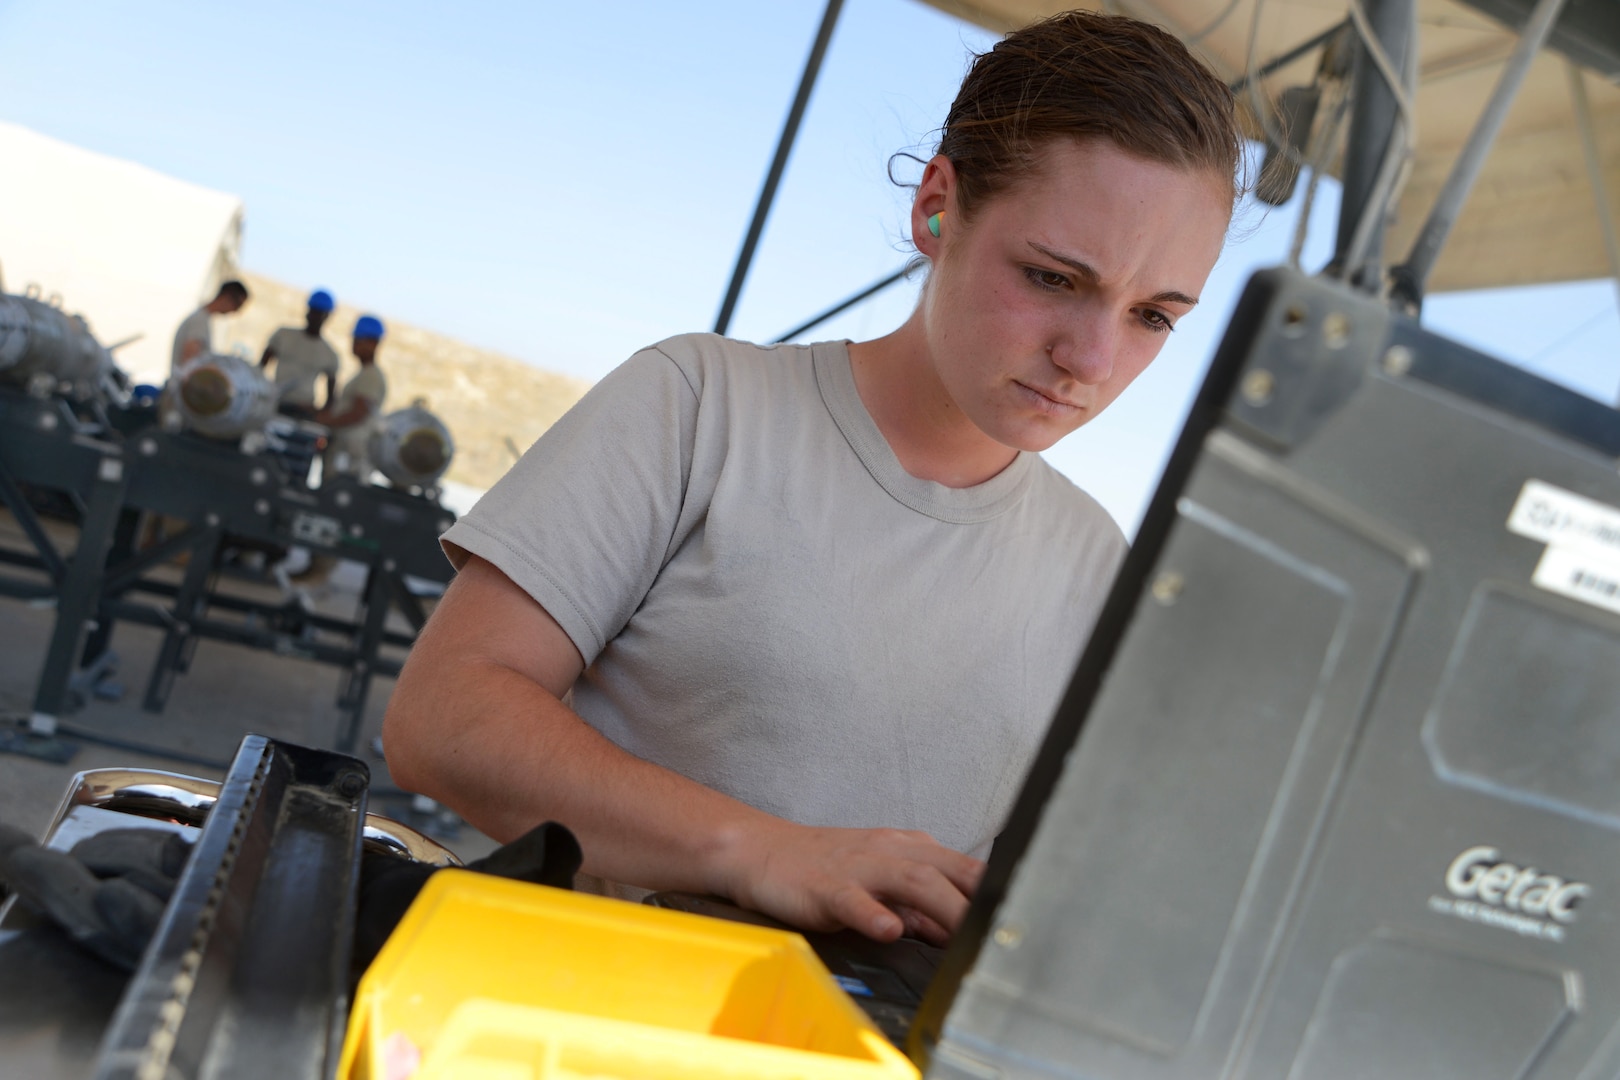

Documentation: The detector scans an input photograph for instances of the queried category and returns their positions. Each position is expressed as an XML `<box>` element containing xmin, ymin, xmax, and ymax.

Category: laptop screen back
<box><xmin>913</xmin><ymin>267</ymin><xmax>1620</xmax><ymax>1080</ymax></box>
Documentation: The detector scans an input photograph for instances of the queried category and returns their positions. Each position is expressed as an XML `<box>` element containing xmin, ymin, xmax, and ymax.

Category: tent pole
<box><xmin>713</xmin><ymin>0</ymin><xmax>845</xmax><ymax>336</ymax></box>
<box><xmin>1330</xmin><ymin>0</ymin><xmax>1416</xmax><ymax>292</ymax></box>
<box><xmin>1388</xmin><ymin>0</ymin><xmax>1571</xmax><ymax>311</ymax></box>
<box><xmin>1226</xmin><ymin>21</ymin><xmax>1347</xmax><ymax>95</ymax></box>
<box><xmin>1565</xmin><ymin>61</ymin><xmax>1620</xmax><ymax>404</ymax></box>
<box><xmin>773</xmin><ymin>265</ymin><xmax>911</xmax><ymax>343</ymax></box>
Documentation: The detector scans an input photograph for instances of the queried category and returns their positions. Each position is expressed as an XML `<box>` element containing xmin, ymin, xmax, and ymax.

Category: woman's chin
<box><xmin>982</xmin><ymin>413</ymin><xmax>1089</xmax><ymax>456</ymax></box>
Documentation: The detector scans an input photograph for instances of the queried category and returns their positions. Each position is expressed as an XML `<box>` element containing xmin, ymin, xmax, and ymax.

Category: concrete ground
<box><xmin>0</xmin><ymin>510</ymin><xmax>498</xmax><ymax>862</ymax></box>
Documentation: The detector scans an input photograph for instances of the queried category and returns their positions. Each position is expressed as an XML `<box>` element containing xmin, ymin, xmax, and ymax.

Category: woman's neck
<box><xmin>846</xmin><ymin>312</ymin><xmax>1019</xmax><ymax>489</ymax></box>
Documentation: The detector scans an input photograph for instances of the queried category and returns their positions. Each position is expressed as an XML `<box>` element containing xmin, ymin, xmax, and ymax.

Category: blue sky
<box><xmin>1</xmin><ymin>0</ymin><xmax>1615</xmax><ymax>531</ymax></box>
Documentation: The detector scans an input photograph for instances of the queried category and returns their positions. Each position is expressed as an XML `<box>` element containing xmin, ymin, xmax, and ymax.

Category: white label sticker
<box><xmin>1508</xmin><ymin>480</ymin><xmax>1620</xmax><ymax>562</ymax></box>
<box><xmin>1533</xmin><ymin>546</ymin><xmax>1620</xmax><ymax>616</ymax></box>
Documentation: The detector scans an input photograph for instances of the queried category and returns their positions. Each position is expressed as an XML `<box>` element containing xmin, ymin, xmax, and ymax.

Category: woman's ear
<box><xmin>912</xmin><ymin>154</ymin><xmax>958</xmax><ymax>259</ymax></box>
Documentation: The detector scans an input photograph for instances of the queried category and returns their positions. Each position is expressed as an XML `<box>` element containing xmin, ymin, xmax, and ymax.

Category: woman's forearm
<box><xmin>382</xmin><ymin>555</ymin><xmax>982</xmax><ymax>941</ymax></box>
<box><xmin>382</xmin><ymin>582</ymin><xmax>772</xmax><ymax>893</ymax></box>
<box><xmin>385</xmin><ymin>657</ymin><xmax>778</xmax><ymax>892</ymax></box>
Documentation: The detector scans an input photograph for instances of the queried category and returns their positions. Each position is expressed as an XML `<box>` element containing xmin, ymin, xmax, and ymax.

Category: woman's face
<box><xmin>916</xmin><ymin>138</ymin><xmax>1230</xmax><ymax>453</ymax></box>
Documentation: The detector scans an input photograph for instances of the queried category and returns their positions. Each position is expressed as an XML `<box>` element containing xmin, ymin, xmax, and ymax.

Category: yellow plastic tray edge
<box><xmin>415</xmin><ymin>996</ymin><xmax>918</xmax><ymax>1080</ymax></box>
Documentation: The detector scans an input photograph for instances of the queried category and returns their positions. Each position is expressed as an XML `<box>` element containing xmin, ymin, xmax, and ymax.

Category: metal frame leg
<box><xmin>336</xmin><ymin>563</ymin><xmax>394</xmax><ymax>754</ymax></box>
<box><xmin>142</xmin><ymin>525</ymin><xmax>223</xmax><ymax>713</ymax></box>
<box><xmin>80</xmin><ymin>507</ymin><xmax>141</xmax><ymax>666</ymax></box>
<box><xmin>31</xmin><ymin>454</ymin><xmax>129</xmax><ymax>726</ymax></box>
<box><xmin>0</xmin><ymin>449</ymin><xmax>68</xmax><ymax>586</ymax></box>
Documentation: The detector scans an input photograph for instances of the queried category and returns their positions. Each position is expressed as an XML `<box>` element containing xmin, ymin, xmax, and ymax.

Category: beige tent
<box><xmin>0</xmin><ymin>120</ymin><xmax>244</xmax><ymax>385</ymax></box>
<box><xmin>920</xmin><ymin>0</ymin><xmax>1620</xmax><ymax>294</ymax></box>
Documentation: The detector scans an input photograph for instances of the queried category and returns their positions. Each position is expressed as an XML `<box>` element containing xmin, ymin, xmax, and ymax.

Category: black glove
<box><xmin>350</xmin><ymin>820</ymin><xmax>582</xmax><ymax>984</ymax></box>
<box><xmin>0</xmin><ymin>823</ymin><xmax>192</xmax><ymax>972</ymax></box>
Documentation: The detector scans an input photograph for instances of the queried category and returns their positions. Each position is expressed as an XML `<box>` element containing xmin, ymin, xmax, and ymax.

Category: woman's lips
<box><xmin>1014</xmin><ymin>380</ymin><xmax>1084</xmax><ymax>415</ymax></box>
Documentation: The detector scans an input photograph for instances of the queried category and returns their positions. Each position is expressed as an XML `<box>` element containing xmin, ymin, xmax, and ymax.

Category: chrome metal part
<box><xmin>92</xmin><ymin>736</ymin><xmax>370</xmax><ymax>1080</ymax></box>
<box><xmin>42</xmin><ymin>767</ymin><xmax>462</xmax><ymax>867</ymax></box>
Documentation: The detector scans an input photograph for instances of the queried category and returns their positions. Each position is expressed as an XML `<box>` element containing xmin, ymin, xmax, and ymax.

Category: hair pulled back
<box><xmin>938</xmin><ymin>11</ymin><xmax>1242</xmax><ymax>221</ymax></box>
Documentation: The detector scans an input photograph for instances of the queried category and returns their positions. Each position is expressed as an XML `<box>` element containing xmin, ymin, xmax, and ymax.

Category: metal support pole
<box><xmin>1565</xmin><ymin>61</ymin><xmax>1620</xmax><ymax>404</ymax></box>
<box><xmin>773</xmin><ymin>266</ymin><xmax>911</xmax><ymax>343</ymax></box>
<box><xmin>1389</xmin><ymin>0</ymin><xmax>1571</xmax><ymax>310</ymax></box>
<box><xmin>1332</xmin><ymin>0</ymin><xmax>1417</xmax><ymax>290</ymax></box>
<box><xmin>1226</xmin><ymin>21</ymin><xmax>1348</xmax><ymax>95</ymax></box>
<box><xmin>713</xmin><ymin>0</ymin><xmax>844</xmax><ymax>336</ymax></box>
<box><xmin>31</xmin><ymin>453</ymin><xmax>130</xmax><ymax>727</ymax></box>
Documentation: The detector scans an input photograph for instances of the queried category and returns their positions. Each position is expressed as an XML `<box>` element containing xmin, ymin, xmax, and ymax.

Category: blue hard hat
<box><xmin>308</xmin><ymin>289</ymin><xmax>335</xmax><ymax>313</ymax></box>
<box><xmin>354</xmin><ymin>314</ymin><xmax>385</xmax><ymax>341</ymax></box>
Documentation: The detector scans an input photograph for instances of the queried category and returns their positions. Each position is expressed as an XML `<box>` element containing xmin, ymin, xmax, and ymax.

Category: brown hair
<box><xmin>216</xmin><ymin>279</ymin><xmax>250</xmax><ymax>303</ymax></box>
<box><xmin>937</xmin><ymin>10</ymin><xmax>1243</xmax><ymax>220</ymax></box>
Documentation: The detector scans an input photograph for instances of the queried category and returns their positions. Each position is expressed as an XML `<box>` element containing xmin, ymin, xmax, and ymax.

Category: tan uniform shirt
<box><xmin>265</xmin><ymin>327</ymin><xmax>341</xmax><ymax>407</ymax></box>
<box><xmin>170</xmin><ymin>306</ymin><xmax>212</xmax><ymax>374</ymax></box>
<box><xmin>326</xmin><ymin>364</ymin><xmax>387</xmax><ymax>476</ymax></box>
<box><xmin>442</xmin><ymin>334</ymin><xmax>1127</xmax><ymax>859</ymax></box>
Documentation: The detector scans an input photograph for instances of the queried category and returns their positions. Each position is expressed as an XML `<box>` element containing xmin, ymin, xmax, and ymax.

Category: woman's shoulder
<box><xmin>1024</xmin><ymin>458</ymin><xmax>1128</xmax><ymax>549</ymax></box>
<box><xmin>639</xmin><ymin>332</ymin><xmax>814</xmax><ymax>369</ymax></box>
<box><xmin>627</xmin><ymin>333</ymin><xmax>822</xmax><ymax>398</ymax></box>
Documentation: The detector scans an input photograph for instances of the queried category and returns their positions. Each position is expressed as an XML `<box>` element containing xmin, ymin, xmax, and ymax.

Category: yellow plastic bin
<box><xmin>339</xmin><ymin>869</ymin><xmax>920</xmax><ymax>1080</ymax></box>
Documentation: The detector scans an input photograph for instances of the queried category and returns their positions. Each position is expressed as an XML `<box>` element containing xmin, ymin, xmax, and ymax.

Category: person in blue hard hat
<box><xmin>317</xmin><ymin>314</ymin><xmax>388</xmax><ymax>479</ymax></box>
<box><xmin>261</xmin><ymin>287</ymin><xmax>342</xmax><ymax>420</ymax></box>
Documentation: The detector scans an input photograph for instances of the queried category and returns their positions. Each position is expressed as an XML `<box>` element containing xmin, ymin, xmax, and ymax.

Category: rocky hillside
<box><xmin>216</xmin><ymin>271</ymin><xmax>591</xmax><ymax>491</ymax></box>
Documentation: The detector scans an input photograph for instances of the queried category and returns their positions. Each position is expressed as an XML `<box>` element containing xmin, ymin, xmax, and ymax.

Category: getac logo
<box><xmin>1444</xmin><ymin>846</ymin><xmax>1589</xmax><ymax>923</ymax></box>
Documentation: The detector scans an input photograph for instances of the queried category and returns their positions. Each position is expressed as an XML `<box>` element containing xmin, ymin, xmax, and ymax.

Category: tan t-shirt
<box><xmin>327</xmin><ymin>364</ymin><xmax>387</xmax><ymax>473</ymax></box>
<box><xmin>265</xmin><ymin>327</ymin><xmax>341</xmax><ymax>407</ymax></box>
<box><xmin>442</xmin><ymin>335</ymin><xmax>1126</xmax><ymax>860</ymax></box>
<box><xmin>170</xmin><ymin>306</ymin><xmax>212</xmax><ymax>374</ymax></box>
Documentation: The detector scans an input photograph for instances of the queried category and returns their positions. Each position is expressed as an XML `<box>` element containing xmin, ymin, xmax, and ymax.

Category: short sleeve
<box><xmin>354</xmin><ymin>369</ymin><xmax>386</xmax><ymax>406</ymax></box>
<box><xmin>321</xmin><ymin>343</ymin><xmax>341</xmax><ymax>376</ymax></box>
<box><xmin>183</xmin><ymin>311</ymin><xmax>211</xmax><ymax>348</ymax></box>
<box><xmin>440</xmin><ymin>347</ymin><xmax>699</xmax><ymax>663</ymax></box>
<box><xmin>266</xmin><ymin>328</ymin><xmax>289</xmax><ymax>353</ymax></box>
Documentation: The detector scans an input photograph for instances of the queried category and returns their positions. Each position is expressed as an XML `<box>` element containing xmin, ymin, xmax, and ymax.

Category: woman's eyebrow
<box><xmin>1027</xmin><ymin>241</ymin><xmax>1199</xmax><ymax>307</ymax></box>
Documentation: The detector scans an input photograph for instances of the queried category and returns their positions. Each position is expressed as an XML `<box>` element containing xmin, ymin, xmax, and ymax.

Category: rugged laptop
<box><xmin>911</xmin><ymin>266</ymin><xmax>1620</xmax><ymax>1079</ymax></box>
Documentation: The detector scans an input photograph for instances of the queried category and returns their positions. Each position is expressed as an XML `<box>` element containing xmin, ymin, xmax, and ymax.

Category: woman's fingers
<box><xmin>863</xmin><ymin>829</ymin><xmax>985</xmax><ymax>898</ymax></box>
<box><xmin>890</xmin><ymin>904</ymin><xmax>952</xmax><ymax>947</ymax></box>
<box><xmin>862</xmin><ymin>856</ymin><xmax>972</xmax><ymax>938</ymax></box>
<box><xmin>922</xmin><ymin>842</ymin><xmax>986</xmax><ymax>898</ymax></box>
<box><xmin>816</xmin><ymin>859</ymin><xmax>967</xmax><ymax>943</ymax></box>
<box><xmin>823</xmin><ymin>881</ymin><xmax>907</xmax><ymax>941</ymax></box>
<box><xmin>730</xmin><ymin>824</ymin><xmax>985</xmax><ymax>943</ymax></box>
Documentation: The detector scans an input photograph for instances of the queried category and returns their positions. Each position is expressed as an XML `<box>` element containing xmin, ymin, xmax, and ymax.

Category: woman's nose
<box><xmin>1047</xmin><ymin>312</ymin><xmax>1117</xmax><ymax>386</ymax></box>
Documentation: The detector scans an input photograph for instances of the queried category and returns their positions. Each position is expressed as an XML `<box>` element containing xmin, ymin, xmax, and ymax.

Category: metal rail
<box><xmin>773</xmin><ymin>265</ymin><xmax>912</xmax><ymax>343</ymax></box>
<box><xmin>713</xmin><ymin>0</ymin><xmax>845</xmax><ymax>336</ymax></box>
